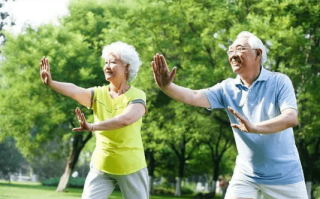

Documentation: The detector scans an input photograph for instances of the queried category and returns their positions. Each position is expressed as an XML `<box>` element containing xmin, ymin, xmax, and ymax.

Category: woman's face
<box><xmin>103</xmin><ymin>53</ymin><xmax>128</xmax><ymax>83</ymax></box>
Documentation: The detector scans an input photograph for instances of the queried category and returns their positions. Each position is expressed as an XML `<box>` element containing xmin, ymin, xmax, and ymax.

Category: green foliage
<box><xmin>1</xmin><ymin>0</ymin><xmax>319</xmax><ymax>195</ymax></box>
<box><xmin>181</xmin><ymin>186</ymin><xmax>194</xmax><ymax>195</ymax></box>
<box><xmin>153</xmin><ymin>184</ymin><xmax>175</xmax><ymax>195</ymax></box>
<box><xmin>27</xmin><ymin>136</ymin><xmax>70</xmax><ymax>180</ymax></box>
<box><xmin>0</xmin><ymin>137</ymin><xmax>24</xmax><ymax>180</ymax></box>
<box><xmin>0</xmin><ymin>22</ymin><xmax>99</xmax><ymax>178</ymax></box>
<box><xmin>42</xmin><ymin>177</ymin><xmax>86</xmax><ymax>188</ymax></box>
<box><xmin>153</xmin><ymin>183</ymin><xmax>194</xmax><ymax>195</ymax></box>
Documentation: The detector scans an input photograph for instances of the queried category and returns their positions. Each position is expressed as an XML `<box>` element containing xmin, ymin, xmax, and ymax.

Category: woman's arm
<box><xmin>72</xmin><ymin>103</ymin><xmax>146</xmax><ymax>132</ymax></box>
<box><xmin>40</xmin><ymin>57</ymin><xmax>92</xmax><ymax>107</ymax></box>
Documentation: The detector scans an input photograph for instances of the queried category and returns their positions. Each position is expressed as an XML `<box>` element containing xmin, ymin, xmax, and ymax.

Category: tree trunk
<box><xmin>56</xmin><ymin>132</ymin><xmax>92</xmax><ymax>192</ymax></box>
<box><xmin>306</xmin><ymin>181</ymin><xmax>311</xmax><ymax>199</ymax></box>
<box><xmin>209</xmin><ymin>161</ymin><xmax>220</xmax><ymax>197</ymax></box>
<box><xmin>147</xmin><ymin>150</ymin><xmax>155</xmax><ymax>195</ymax></box>
<box><xmin>175</xmin><ymin>157</ymin><xmax>185</xmax><ymax>196</ymax></box>
<box><xmin>210</xmin><ymin>181</ymin><xmax>216</xmax><ymax>194</ymax></box>
<box><xmin>149</xmin><ymin>176</ymin><xmax>154</xmax><ymax>195</ymax></box>
<box><xmin>175</xmin><ymin>177</ymin><xmax>182</xmax><ymax>196</ymax></box>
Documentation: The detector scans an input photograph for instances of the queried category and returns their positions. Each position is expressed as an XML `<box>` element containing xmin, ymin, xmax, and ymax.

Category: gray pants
<box><xmin>82</xmin><ymin>164</ymin><xmax>149</xmax><ymax>199</ymax></box>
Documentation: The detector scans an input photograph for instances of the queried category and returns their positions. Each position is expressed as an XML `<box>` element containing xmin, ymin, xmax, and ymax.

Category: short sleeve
<box><xmin>201</xmin><ymin>83</ymin><xmax>224</xmax><ymax>110</ymax></box>
<box><xmin>89</xmin><ymin>87</ymin><xmax>98</xmax><ymax>110</ymax></box>
<box><xmin>277</xmin><ymin>75</ymin><xmax>297</xmax><ymax>112</ymax></box>
<box><xmin>128</xmin><ymin>89</ymin><xmax>147</xmax><ymax>115</ymax></box>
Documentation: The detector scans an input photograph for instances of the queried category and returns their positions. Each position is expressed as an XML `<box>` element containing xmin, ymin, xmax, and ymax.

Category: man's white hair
<box><xmin>237</xmin><ymin>31</ymin><xmax>267</xmax><ymax>66</ymax></box>
<box><xmin>102</xmin><ymin>41</ymin><xmax>142</xmax><ymax>83</ymax></box>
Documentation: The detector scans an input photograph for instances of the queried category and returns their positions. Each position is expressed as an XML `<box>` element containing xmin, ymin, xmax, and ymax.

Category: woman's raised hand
<box><xmin>72</xmin><ymin>107</ymin><xmax>94</xmax><ymax>132</ymax></box>
<box><xmin>151</xmin><ymin>53</ymin><xmax>177</xmax><ymax>89</ymax></box>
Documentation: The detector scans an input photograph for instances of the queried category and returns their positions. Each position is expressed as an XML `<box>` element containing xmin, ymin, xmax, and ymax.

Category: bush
<box><xmin>152</xmin><ymin>184</ymin><xmax>194</xmax><ymax>195</ymax></box>
<box><xmin>153</xmin><ymin>184</ymin><xmax>174</xmax><ymax>195</ymax></box>
<box><xmin>41</xmin><ymin>177</ymin><xmax>86</xmax><ymax>188</ymax></box>
<box><xmin>181</xmin><ymin>186</ymin><xmax>194</xmax><ymax>194</ymax></box>
<box><xmin>41</xmin><ymin>177</ymin><xmax>59</xmax><ymax>186</ymax></box>
<box><xmin>69</xmin><ymin>177</ymin><xmax>86</xmax><ymax>188</ymax></box>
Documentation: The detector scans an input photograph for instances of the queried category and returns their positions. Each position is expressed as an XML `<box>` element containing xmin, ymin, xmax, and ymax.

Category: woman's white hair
<box><xmin>237</xmin><ymin>31</ymin><xmax>267</xmax><ymax>66</ymax></box>
<box><xmin>102</xmin><ymin>41</ymin><xmax>142</xmax><ymax>83</ymax></box>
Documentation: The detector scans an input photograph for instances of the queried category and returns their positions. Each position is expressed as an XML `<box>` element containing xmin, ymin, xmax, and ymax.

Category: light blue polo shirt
<box><xmin>203</xmin><ymin>67</ymin><xmax>304</xmax><ymax>185</ymax></box>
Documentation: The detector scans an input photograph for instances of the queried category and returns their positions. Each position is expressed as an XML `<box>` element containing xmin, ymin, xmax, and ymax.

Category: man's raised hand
<box><xmin>151</xmin><ymin>53</ymin><xmax>177</xmax><ymax>89</ymax></box>
<box><xmin>40</xmin><ymin>57</ymin><xmax>52</xmax><ymax>85</ymax></box>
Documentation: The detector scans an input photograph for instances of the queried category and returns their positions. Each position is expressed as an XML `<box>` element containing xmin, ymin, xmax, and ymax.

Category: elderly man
<box><xmin>151</xmin><ymin>31</ymin><xmax>307</xmax><ymax>199</ymax></box>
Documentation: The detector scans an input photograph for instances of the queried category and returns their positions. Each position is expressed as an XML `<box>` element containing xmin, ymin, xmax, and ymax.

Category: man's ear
<box><xmin>256</xmin><ymin>49</ymin><xmax>262</xmax><ymax>57</ymax></box>
<box><xmin>256</xmin><ymin>49</ymin><xmax>262</xmax><ymax>61</ymax></box>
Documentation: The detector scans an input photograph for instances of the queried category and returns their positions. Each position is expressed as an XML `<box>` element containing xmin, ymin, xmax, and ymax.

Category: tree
<box><xmin>0</xmin><ymin>0</ymin><xmax>15</xmax><ymax>45</ymax></box>
<box><xmin>203</xmin><ymin>110</ymin><xmax>235</xmax><ymax>197</ymax></box>
<box><xmin>0</xmin><ymin>137</ymin><xmax>24</xmax><ymax>181</ymax></box>
<box><xmin>0</xmin><ymin>24</ymin><xmax>101</xmax><ymax>191</ymax></box>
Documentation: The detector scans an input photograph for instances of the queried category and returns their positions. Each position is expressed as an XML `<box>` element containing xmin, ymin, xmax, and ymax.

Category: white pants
<box><xmin>82</xmin><ymin>164</ymin><xmax>149</xmax><ymax>199</ymax></box>
<box><xmin>225</xmin><ymin>179</ymin><xmax>308</xmax><ymax>199</ymax></box>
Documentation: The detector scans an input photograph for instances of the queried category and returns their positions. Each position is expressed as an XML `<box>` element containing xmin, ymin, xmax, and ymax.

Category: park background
<box><xmin>0</xmin><ymin>0</ymin><xmax>319</xmax><ymax>198</ymax></box>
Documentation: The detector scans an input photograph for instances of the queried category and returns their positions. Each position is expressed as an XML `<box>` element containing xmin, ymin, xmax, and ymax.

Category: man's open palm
<box><xmin>40</xmin><ymin>57</ymin><xmax>52</xmax><ymax>85</ymax></box>
<box><xmin>151</xmin><ymin>53</ymin><xmax>176</xmax><ymax>89</ymax></box>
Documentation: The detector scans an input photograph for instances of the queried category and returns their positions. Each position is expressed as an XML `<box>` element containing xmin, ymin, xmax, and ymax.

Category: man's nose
<box><xmin>229</xmin><ymin>53</ymin><xmax>238</xmax><ymax>59</ymax></box>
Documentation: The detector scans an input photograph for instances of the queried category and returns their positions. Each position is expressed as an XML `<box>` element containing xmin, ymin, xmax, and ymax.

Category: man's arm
<box><xmin>152</xmin><ymin>53</ymin><xmax>210</xmax><ymax>108</ymax></box>
<box><xmin>229</xmin><ymin>107</ymin><xmax>298</xmax><ymax>134</ymax></box>
<box><xmin>73</xmin><ymin>103</ymin><xmax>146</xmax><ymax>132</ymax></box>
<box><xmin>255</xmin><ymin>108</ymin><xmax>298</xmax><ymax>133</ymax></box>
<box><xmin>40</xmin><ymin>57</ymin><xmax>92</xmax><ymax>107</ymax></box>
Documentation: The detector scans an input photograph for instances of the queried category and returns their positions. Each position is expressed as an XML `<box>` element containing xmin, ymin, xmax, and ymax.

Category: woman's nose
<box><xmin>104</xmin><ymin>63</ymin><xmax>110</xmax><ymax>69</ymax></box>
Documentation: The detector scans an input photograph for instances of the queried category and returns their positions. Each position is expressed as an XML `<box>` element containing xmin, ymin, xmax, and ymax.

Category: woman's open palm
<box><xmin>72</xmin><ymin>107</ymin><xmax>92</xmax><ymax>132</ymax></box>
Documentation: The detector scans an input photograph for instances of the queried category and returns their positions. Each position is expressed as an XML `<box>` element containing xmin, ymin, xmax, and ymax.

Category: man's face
<box><xmin>228</xmin><ymin>36</ymin><xmax>257</xmax><ymax>75</ymax></box>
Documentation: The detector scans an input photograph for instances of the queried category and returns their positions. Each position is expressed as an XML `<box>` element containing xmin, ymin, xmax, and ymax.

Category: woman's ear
<box><xmin>125</xmin><ymin>64</ymin><xmax>130</xmax><ymax>79</ymax></box>
<box><xmin>125</xmin><ymin>64</ymin><xmax>130</xmax><ymax>72</ymax></box>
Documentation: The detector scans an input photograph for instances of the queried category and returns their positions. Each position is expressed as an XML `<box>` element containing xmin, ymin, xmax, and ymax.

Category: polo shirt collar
<box><xmin>234</xmin><ymin>67</ymin><xmax>270</xmax><ymax>90</ymax></box>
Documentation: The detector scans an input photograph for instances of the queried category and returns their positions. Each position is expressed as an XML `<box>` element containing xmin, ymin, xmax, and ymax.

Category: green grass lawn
<box><xmin>0</xmin><ymin>181</ymin><xmax>194</xmax><ymax>199</ymax></box>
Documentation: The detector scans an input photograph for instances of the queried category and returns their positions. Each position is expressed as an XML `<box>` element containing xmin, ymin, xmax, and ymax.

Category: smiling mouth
<box><xmin>231</xmin><ymin>58</ymin><xmax>241</xmax><ymax>65</ymax></box>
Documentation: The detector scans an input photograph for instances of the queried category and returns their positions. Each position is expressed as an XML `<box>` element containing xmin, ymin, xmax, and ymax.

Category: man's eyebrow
<box><xmin>229</xmin><ymin>44</ymin><xmax>245</xmax><ymax>49</ymax></box>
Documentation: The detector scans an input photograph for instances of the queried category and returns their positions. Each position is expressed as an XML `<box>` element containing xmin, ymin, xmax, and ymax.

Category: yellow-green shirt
<box><xmin>90</xmin><ymin>85</ymin><xmax>147</xmax><ymax>175</ymax></box>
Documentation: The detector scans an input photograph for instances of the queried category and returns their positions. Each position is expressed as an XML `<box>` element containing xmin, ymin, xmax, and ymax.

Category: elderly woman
<box><xmin>40</xmin><ymin>41</ymin><xmax>148</xmax><ymax>199</ymax></box>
